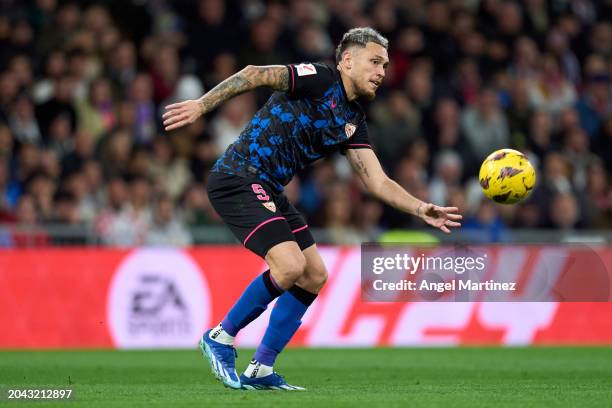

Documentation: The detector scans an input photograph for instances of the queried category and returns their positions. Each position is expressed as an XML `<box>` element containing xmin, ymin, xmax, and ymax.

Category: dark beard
<box><xmin>359</xmin><ymin>86</ymin><xmax>376</xmax><ymax>101</ymax></box>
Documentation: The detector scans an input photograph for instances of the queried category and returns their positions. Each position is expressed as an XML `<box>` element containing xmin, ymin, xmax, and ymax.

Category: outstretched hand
<box><xmin>162</xmin><ymin>100</ymin><xmax>204</xmax><ymax>131</ymax></box>
<box><xmin>417</xmin><ymin>203</ymin><xmax>462</xmax><ymax>234</ymax></box>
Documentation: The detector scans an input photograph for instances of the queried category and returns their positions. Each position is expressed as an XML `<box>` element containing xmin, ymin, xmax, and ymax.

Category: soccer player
<box><xmin>163</xmin><ymin>27</ymin><xmax>462</xmax><ymax>390</ymax></box>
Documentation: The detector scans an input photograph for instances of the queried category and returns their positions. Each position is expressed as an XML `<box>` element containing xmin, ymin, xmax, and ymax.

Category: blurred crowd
<box><xmin>0</xmin><ymin>0</ymin><xmax>611</xmax><ymax>247</ymax></box>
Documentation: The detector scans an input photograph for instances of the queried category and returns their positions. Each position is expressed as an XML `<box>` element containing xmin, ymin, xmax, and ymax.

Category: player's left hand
<box><xmin>417</xmin><ymin>203</ymin><xmax>462</xmax><ymax>234</ymax></box>
<box><xmin>162</xmin><ymin>99</ymin><xmax>204</xmax><ymax>131</ymax></box>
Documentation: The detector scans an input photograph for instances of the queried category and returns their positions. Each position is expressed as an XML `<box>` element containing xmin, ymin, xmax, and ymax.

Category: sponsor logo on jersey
<box><xmin>295</xmin><ymin>63</ymin><xmax>317</xmax><ymax>76</ymax></box>
<box><xmin>262</xmin><ymin>202</ymin><xmax>277</xmax><ymax>212</ymax></box>
<box><xmin>345</xmin><ymin>123</ymin><xmax>357</xmax><ymax>138</ymax></box>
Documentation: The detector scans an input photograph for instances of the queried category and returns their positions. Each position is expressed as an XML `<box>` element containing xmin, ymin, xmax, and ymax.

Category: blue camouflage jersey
<box><xmin>212</xmin><ymin>62</ymin><xmax>372</xmax><ymax>192</ymax></box>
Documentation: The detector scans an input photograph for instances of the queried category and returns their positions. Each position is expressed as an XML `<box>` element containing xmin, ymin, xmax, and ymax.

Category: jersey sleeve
<box><xmin>286</xmin><ymin>62</ymin><xmax>335</xmax><ymax>99</ymax></box>
<box><xmin>343</xmin><ymin>116</ymin><xmax>372</xmax><ymax>151</ymax></box>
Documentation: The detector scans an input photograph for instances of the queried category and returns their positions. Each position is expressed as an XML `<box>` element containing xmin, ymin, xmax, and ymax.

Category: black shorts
<box><xmin>207</xmin><ymin>171</ymin><xmax>315</xmax><ymax>258</ymax></box>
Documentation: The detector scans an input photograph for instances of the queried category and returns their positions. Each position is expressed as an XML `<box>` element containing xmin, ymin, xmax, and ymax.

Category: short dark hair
<box><xmin>335</xmin><ymin>27</ymin><xmax>389</xmax><ymax>63</ymax></box>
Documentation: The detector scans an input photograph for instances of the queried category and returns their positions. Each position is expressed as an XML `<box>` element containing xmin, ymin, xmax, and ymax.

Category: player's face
<box><xmin>350</xmin><ymin>42</ymin><xmax>389</xmax><ymax>100</ymax></box>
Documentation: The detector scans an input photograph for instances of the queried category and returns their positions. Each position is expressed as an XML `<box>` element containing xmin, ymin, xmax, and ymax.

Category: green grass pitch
<box><xmin>1</xmin><ymin>347</ymin><xmax>611</xmax><ymax>407</ymax></box>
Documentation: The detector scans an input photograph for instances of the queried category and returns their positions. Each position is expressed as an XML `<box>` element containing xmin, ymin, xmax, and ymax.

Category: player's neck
<box><xmin>338</xmin><ymin>69</ymin><xmax>358</xmax><ymax>101</ymax></box>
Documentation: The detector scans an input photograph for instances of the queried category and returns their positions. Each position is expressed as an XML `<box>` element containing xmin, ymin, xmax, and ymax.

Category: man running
<box><xmin>163</xmin><ymin>27</ymin><xmax>462</xmax><ymax>391</ymax></box>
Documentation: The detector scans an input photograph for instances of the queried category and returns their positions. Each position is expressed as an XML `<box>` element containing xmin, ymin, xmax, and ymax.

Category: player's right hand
<box><xmin>418</xmin><ymin>203</ymin><xmax>462</xmax><ymax>234</ymax></box>
<box><xmin>163</xmin><ymin>99</ymin><xmax>204</xmax><ymax>131</ymax></box>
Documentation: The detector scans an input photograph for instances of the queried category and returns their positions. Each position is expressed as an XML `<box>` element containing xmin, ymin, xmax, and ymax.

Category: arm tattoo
<box><xmin>197</xmin><ymin>72</ymin><xmax>253</xmax><ymax>114</ymax></box>
<box><xmin>197</xmin><ymin>65</ymin><xmax>288</xmax><ymax>114</ymax></box>
<box><xmin>245</xmin><ymin>66</ymin><xmax>289</xmax><ymax>91</ymax></box>
<box><xmin>350</xmin><ymin>150</ymin><xmax>370</xmax><ymax>178</ymax></box>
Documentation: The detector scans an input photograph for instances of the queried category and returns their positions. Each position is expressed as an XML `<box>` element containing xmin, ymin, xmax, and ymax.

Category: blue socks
<box><xmin>221</xmin><ymin>270</ymin><xmax>284</xmax><ymax>336</ymax></box>
<box><xmin>218</xmin><ymin>271</ymin><xmax>318</xmax><ymax>368</ymax></box>
<box><xmin>254</xmin><ymin>285</ymin><xmax>317</xmax><ymax>366</ymax></box>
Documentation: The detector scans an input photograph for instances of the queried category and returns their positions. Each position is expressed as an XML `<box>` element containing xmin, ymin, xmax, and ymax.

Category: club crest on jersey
<box><xmin>345</xmin><ymin>123</ymin><xmax>357</xmax><ymax>138</ymax></box>
<box><xmin>295</xmin><ymin>63</ymin><xmax>317</xmax><ymax>76</ymax></box>
<box><xmin>262</xmin><ymin>202</ymin><xmax>276</xmax><ymax>212</ymax></box>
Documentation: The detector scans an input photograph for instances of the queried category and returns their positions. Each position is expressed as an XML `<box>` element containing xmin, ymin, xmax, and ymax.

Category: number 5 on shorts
<box><xmin>251</xmin><ymin>184</ymin><xmax>270</xmax><ymax>201</ymax></box>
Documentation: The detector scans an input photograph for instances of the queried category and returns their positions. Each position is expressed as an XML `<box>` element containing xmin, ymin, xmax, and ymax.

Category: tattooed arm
<box><xmin>163</xmin><ymin>65</ymin><xmax>288</xmax><ymax>131</ymax></box>
<box><xmin>346</xmin><ymin>148</ymin><xmax>462</xmax><ymax>233</ymax></box>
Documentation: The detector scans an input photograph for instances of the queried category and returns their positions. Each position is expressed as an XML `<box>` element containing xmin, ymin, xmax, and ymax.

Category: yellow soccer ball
<box><xmin>479</xmin><ymin>149</ymin><xmax>536</xmax><ymax>204</ymax></box>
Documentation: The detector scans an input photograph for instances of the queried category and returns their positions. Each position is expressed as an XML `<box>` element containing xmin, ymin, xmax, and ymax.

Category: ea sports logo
<box><xmin>107</xmin><ymin>248</ymin><xmax>211</xmax><ymax>349</ymax></box>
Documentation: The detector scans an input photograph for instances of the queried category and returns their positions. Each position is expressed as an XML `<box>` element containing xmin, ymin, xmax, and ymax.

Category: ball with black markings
<box><xmin>479</xmin><ymin>148</ymin><xmax>536</xmax><ymax>204</ymax></box>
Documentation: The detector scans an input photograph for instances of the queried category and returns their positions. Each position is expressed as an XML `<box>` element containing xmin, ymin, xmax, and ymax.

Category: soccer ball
<box><xmin>479</xmin><ymin>148</ymin><xmax>536</xmax><ymax>204</ymax></box>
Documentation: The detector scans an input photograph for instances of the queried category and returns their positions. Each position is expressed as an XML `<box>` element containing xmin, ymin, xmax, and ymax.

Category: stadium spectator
<box><xmin>14</xmin><ymin>142</ymin><xmax>40</xmax><ymax>191</ymax></box>
<box><xmin>356</xmin><ymin>194</ymin><xmax>384</xmax><ymax>241</ymax></box>
<box><xmin>0</xmin><ymin>125</ymin><xmax>14</xmax><ymax>160</ymax></box>
<box><xmin>562</xmin><ymin>126</ymin><xmax>598</xmax><ymax>190</ymax></box>
<box><xmin>31</xmin><ymin>51</ymin><xmax>67</xmax><ymax>104</ymax></box>
<box><xmin>98</xmin><ymin>129</ymin><xmax>132</xmax><ymax>178</ymax></box>
<box><xmin>576</xmin><ymin>54</ymin><xmax>612</xmax><ymax>137</ymax></box>
<box><xmin>12</xmin><ymin>193</ymin><xmax>49</xmax><ymax>247</ymax></box>
<box><xmin>39</xmin><ymin>147</ymin><xmax>60</xmax><ymax>178</ymax></box>
<box><xmin>8</xmin><ymin>55</ymin><xmax>35</xmax><ymax>94</ymax></box>
<box><xmin>531</xmin><ymin>152</ymin><xmax>577</xmax><ymax>227</ymax></box>
<box><xmin>299</xmin><ymin>160</ymin><xmax>338</xmax><ymax>219</ymax></box>
<box><xmin>128</xmin><ymin>73</ymin><xmax>156</xmax><ymax>145</ymax></box>
<box><xmin>526</xmin><ymin>53</ymin><xmax>577</xmax><ymax>116</ymax></box>
<box><xmin>77</xmin><ymin>77</ymin><xmax>116</xmax><ymax>141</ymax></box>
<box><xmin>61</xmin><ymin>129</ymin><xmax>95</xmax><ymax>177</ymax></box>
<box><xmin>144</xmin><ymin>193</ymin><xmax>192</xmax><ymax>247</ymax></box>
<box><xmin>323</xmin><ymin>181</ymin><xmax>363</xmax><ymax>245</ymax></box>
<box><xmin>106</xmin><ymin>38</ymin><xmax>134</xmax><ymax>84</ymax></box>
<box><xmin>37</xmin><ymin>2</ymin><xmax>80</xmax><ymax>55</ymax></box>
<box><xmin>8</xmin><ymin>93</ymin><xmax>41</xmax><ymax>146</ymax></box>
<box><xmin>190</xmin><ymin>133</ymin><xmax>218</xmax><ymax>183</ymax></box>
<box><xmin>549</xmin><ymin>192</ymin><xmax>582</xmax><ymax>230</ymax></box>
<box><xmin>294</xmin><ymin>23</ymin><xmax>334</xmax><ymax>64</ymax></box>
<box><xmin>506</xmin><ymin>79</ymin><xmax>531</xmax><ymax>146</ymax></box>
<box><xmin>463</xmin><ymin>198</ymin><xmax>509</xmax><ymax>242</ymax></box>
<box><xmin>405</xmin><ymin>65</ymin><xmax>434</xmax><ymax>116</ymax></box>
<box><xmin>429</xmin><ymin>150</ymin><xmax>463</xmax><ymax>206</ymax></box>
<box><xmin>527</xmin><ymin>110</ymin><xmax>555</xmax><ymax>159</ymax></box>
<box><xmin>35</xmin><ymin>74</ymin><xmax>77</xmax><ymax>138</ymax></box>
<box><xmin>96</xmin><ymin>175</ymin><xmax>151</xmax><ymax>246</ymax></box>
<box><xmin>148</xmin><ymin>136</ymin><xmax>192</xmax><ymax>200</ymax></box>
<box><xmin>46</xmin><ymin>114</ymin><xmax>74</xmax><ymax>161</ymax></box>
<box><xmin>210</xmin><ymin>93</ymin><xmax>256</xmax><ymax>154</ymax></box>
<box><xmin>204</xmin><ymin>52</ymin><xmax>237</xmax><ymax>92</ymax></box>
<box><xmin>369</xmin><ymin>90</ymin><xmax>420</xmax><ymax>167</ymax></box>
<box><xmin>429</xmin><ymin>98</ymin><xmax>477</xmax><ymax>178</ymax></box>
<box><xmin>382</xmin><ymin>157</ymin><xmax>429</xmax><ymax>229</ymax></box>
<box><xmin>583</xmin><ymin>160</ymin><xmax>610</xmax><ymax>228</ymax></box>
<box><xmin>510</xmin><ymin>36</ymin><xmax>540</xmax><ymax>80</ymax></box>
<box><xmin>0</xmin><ymin>70</ymin><xmax>20</xmax><ymax>121</ymax></box>
<box><xmin>453</xmin><ymin>58</ymin><xmax>482</xmax><ymax>106</ymax></box>
<box><xmin>524</xmin><ymin>0</ymin><xmax>551</xmax><ymax>40</ymax></box>
<box><xmin>149</xmin><ymin>44</ymin><xmax>182</xmax><ymax>104</ymax></box>
<box><xmin>546</xmin><ymin>28</ymin><xmax>581</xmax><ymax>85</ymax></box>
<box><xmin>461</xmin><ymin>88</ymin><xmax>510</xmax><ymax>160</ymax></box>
<box><xmin>181</xmin><ymin>183</ymin><xmax>221</xmax><ymax>227</ymax></box>
<box><xmin>186</xmin><ymin>0</ymin><xmax>241</xmax><ymax>76</ymax></box>
<box><xmin>50</xmin><ymin>190</ymin><xmax>80</xmax><ymax>225</ymax></box>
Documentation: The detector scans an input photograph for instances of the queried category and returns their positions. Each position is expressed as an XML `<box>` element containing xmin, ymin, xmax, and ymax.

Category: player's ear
<box><xmin>342</xmin><ymin>49</ymin><xmax>352</xmax><ymax>70</ymax></box>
